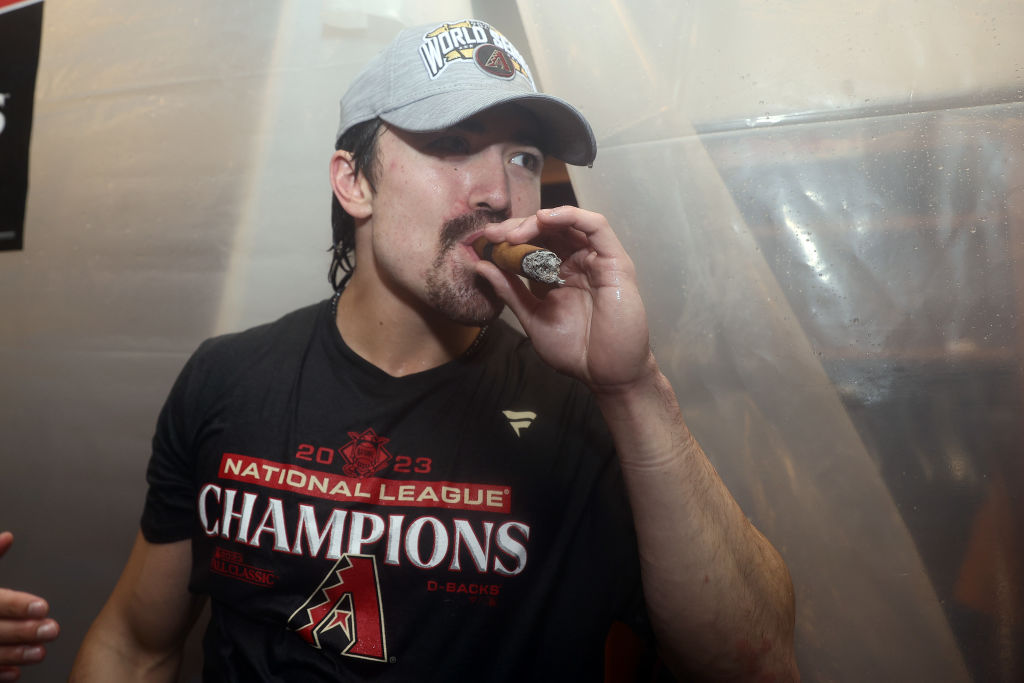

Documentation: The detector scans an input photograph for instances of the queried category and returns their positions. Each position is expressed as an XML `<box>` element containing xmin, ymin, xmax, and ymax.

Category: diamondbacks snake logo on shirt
<box><xmin>288</xmin><ymin>554</ymin><xmax>389</xmax><ymax>662</ymax></box>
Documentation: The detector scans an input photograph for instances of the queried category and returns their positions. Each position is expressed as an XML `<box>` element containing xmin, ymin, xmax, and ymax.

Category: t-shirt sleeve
<box><xmin>140</xmin><ymin>341</ymin><xmax>213</xmax><ymax>543</ymax></box>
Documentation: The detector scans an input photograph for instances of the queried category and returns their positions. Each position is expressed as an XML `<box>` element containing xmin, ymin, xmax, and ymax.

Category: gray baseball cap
<box><xmin>337</xmin><ymin>19</ymin><xmax>597</xmax><ymax>166</ymax></box>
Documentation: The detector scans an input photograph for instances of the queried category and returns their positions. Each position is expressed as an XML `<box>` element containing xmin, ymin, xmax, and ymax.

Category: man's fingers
<box><xmin>0</xmin><ymin>643</ymin><xmax>45</xmax><ymax>667</ymax></box>
<box><xmin>482</xmin><ymin>215</ymin><xmax>539</xmax><ymax>245</ymax></box>
<box><xmin>536</xmin><ymin>206</ymin><xmax>627</xmax><ymax>259</ymax></box>
<box><xmin>0</xmin><ymin>533</ymin><xmax>51</xmax><ymax>674</ymax></box>
<box><xmin>0</xmin><ymin>533</ymin><xmax>13</xmax><ymax>560</ymax></box>
<box><xmin>0</xmin><ymin>618</ymin><xmax>59</xmax><ymax>645</ymax></box>
<box><xmin>0</xmin><ymin>591</ymin><xmax>47</xmax><ymax>620</ymax></box>
<box><xmin>483</xmin><ymin>208</ymin><xmax>626</xmax><ymax>269</ymax></box>
<box><xmin>475</xmin><ymin>261</ymin><xmax>536</xmax><ymax>321</ymax></box>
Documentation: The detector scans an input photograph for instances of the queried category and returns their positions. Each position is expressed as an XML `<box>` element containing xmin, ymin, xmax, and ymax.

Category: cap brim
<box><xmin>379</xmin><ymin>90</ymin><xmax>597</xmax><ymax>166</ymax></box>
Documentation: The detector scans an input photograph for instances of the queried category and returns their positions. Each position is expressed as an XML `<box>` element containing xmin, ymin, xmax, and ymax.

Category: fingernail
<box><xmin>23</xmin><ymin>645</ymin><xmax>44</xmax><ymax>661</ymax></box>
<box><xmin>37</xmin><ymin>622</ymin><xmax>58</xmax><ymax>639</ymax></box>
<box><xmin>26</xmin><ymin>601</ymin><xmax>47</xmax><ymax>618</ymax></box>
<box><xmin>0</xmin><ymin>670</ymin><xmax>19</xmax><ymax>681</ymax></box>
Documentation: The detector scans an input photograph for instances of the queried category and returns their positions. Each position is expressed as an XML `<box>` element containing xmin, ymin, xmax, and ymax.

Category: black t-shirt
<box><xmin>142</xmin><ymin>300</ymin><xmax>648</xmax><ymax>681</ymax></box>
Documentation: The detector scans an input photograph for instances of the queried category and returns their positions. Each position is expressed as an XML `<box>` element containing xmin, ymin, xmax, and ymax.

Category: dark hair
<box><xmin>329</xmin><ymin>117</ymin><xmax>384</xmax><ymax>292</ymax></box>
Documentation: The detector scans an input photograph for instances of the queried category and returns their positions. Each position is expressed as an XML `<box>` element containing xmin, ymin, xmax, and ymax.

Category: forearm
<box><xmin>594</xmin><ymin>355</ymin><xmax>797</xmax><ymax>681</ymax></box>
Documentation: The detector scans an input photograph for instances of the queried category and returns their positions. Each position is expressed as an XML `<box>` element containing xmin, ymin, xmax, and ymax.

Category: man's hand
<box><xmin>0</xmin><ymin>532</ymin><xmax>59</xmax><ymax>681</ymax></box>
<box><xmin>480</xmin><ymin>207</ymin><xmax>799</xmax><ymax>680</ymax></box>
<box><xmin>476</xmin><ymin>206</ymin><xmax>653</xmax><ymax>393</ymax></box>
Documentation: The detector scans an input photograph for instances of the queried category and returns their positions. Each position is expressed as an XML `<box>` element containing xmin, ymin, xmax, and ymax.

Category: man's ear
<box><xmin>330</xmin><ymin>150</ymin><xmax>373</xmax><ymax>219</ymax></box>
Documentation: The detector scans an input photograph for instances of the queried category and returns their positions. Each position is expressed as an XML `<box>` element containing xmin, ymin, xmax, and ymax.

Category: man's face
<box><xmin>362</xmin><ymin>106</ymin><xmax>544</xmax><ymax>326</ymax></box>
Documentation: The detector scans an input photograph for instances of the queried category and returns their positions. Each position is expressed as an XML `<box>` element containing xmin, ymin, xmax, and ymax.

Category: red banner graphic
<box><xmin>218</xmin><ymin>453</ymin><xmax>511</xmax><ymax>514</ymax></box>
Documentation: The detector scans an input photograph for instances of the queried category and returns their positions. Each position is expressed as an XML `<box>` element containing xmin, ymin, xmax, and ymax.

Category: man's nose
<box><xmin>467</xmin><ymin>147</ymin><xmax>510</xmax><ymax>213</ymax></box>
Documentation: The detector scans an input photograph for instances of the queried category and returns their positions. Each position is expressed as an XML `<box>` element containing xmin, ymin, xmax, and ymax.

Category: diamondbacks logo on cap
<box><xmin>417</xmin><ymin>19</ymin><xmax>535</xmax><ymax>88</ymax></box>
<box><xmin>474</xmin><ymin>44</ymin><xmax>515</xmax><ymax>80</ymax></box>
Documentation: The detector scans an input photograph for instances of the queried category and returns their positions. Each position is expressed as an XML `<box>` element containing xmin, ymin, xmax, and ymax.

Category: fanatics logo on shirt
<box><xmin>503</xmin><ymin>410</ymin><xmax>537</xmax><ymax>437</ymax></box>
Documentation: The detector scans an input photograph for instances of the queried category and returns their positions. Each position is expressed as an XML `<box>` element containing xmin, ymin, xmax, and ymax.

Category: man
<box><xmin>0</xmin><ymin>531</ymin><xmax>60</xmax><ymax>681</ymax></box>
<box><xmin>71</xmin><ymin>19</ymin><xmax>797</xmax><ymax>681</ymax></box>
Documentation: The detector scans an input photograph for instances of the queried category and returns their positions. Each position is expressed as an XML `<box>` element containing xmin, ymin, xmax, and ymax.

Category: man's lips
<box><xmin>462</xmin><ymin>230</ymin><xmax>489</xmax><ymax>259</ymax></box>
<box><xmin>440</xmin><ymin>210</ymin><xmax>509</xmax><ymax>254</ymax></box>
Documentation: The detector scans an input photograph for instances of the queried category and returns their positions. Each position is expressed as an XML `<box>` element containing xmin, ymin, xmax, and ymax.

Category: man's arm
<box><xmin>593</xmin><ymin>359</ymin><xmax>797</xmax><ymax>680</ymax></box>
<box><xmin>478</xmin><ymin>207</ymin><xmax>798</xmax><ymax>681</ymax></box>
<box><xmin>0</xmin><ymin>531</ymin><xmax>60</xmax><ymax>680</ymax></box>
<box><xmin>70</xmin><ymin>532</ymin><xmax>204</xmax><ymax>683</ymax></box>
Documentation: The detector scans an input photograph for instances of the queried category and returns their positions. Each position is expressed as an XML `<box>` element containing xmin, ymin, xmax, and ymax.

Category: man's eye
<box><xmin>427</xmin><ymin>136</ymin><xmax>470</xmax><ymax>155</ymax></box>
<box><xmin>509</xmin><ymin>152</ymin><xmax>541</xmax><ymax>172</ymax></box>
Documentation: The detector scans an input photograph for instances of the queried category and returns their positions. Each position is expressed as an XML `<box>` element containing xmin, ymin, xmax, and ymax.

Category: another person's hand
<box><xmin>0</xmin><ymin>532</ymin><xmax>59</xmax><ymax>681</ymax></box>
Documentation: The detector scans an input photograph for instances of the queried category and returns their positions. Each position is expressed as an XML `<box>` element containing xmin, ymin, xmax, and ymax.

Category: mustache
<box><xmin>439</xmin><ymin>209</ymin><xmax>510</xmax><ymax>252</ymax></box>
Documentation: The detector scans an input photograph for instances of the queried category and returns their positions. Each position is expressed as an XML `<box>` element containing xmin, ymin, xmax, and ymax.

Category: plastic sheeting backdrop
<box><xmin>519</xmin><ymin>1</ymin><xmax>1023</xmax><ymax>681</ymax></box>
<box><xmin>0</xmin><ymin>0</ymin><xmax>1021</xmax><ymax>681</ymax></box>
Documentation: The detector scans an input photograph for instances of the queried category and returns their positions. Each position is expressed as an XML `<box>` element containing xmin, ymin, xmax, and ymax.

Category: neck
<box><xmin>333</xmin><ymin>278</ymin><xmax>484</xmax><ymax>377</ymax></box>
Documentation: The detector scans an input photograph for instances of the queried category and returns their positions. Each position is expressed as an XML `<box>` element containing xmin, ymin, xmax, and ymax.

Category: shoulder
<box><xmin>171</xmin><ymin>301</ymin><xmax>326</xmax><ymax>402</ymax></box>
<box><xmin>194</xmin><ymin>301</ymin><xmax>324</xmax><ymax>363</ymax></box>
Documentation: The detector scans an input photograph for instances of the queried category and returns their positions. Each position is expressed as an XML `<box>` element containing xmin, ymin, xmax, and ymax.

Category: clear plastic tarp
<box><xmin>0</xmin><ymin>1</ymin><xmax>1021</xmax><ymax>681</ymax></box>
<box><xmin>519</xmin><ymin>2</ymin><xmax>1022</xmax><ymax>680</ymax></box>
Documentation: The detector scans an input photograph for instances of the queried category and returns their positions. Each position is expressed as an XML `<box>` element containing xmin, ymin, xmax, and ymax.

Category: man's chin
<box><xmin>463</xmin><ymin>305</ymin><xmax>504</xmax><ymax>327</ymax></box>
<box><xmin>426</xmin><ymin>275</ymin><xmax>506</xmax><ymax>327</ymax></box>
<box><xmin>448</xmin><ymin>294</ymin><xmax>505</xmax><ymax>327</ymax></box>
<box><xmin>467</xmin><ymin>278</ymin><xmax>507</xmax><ymax>325</ymax></box>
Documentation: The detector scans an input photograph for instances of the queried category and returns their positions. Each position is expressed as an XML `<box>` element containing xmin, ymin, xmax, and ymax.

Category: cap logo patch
<box><xmin>417</xmin><ymin>19</ymin><xmax>535</xmax><ymax>89</ymax></box>
<box><xmin>474</xmin><ymin>44</ymin><xmax>515</xmax><ymax>80</ymax></box>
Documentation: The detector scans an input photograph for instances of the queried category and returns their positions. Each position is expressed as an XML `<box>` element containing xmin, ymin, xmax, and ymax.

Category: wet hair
<box><xmin>328</xmin><ymin>117</ymin><xmax>384</xmax><ymax>292</ymax></box>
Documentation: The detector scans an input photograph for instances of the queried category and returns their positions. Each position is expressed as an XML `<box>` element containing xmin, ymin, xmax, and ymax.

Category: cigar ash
<box><xmin>521</xmin><ymin>250</ymin><xmax>565</xmax><ymax>286</ymax></box>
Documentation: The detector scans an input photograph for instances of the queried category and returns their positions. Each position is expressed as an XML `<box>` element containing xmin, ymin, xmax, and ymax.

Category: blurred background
<box><xmin>1</xmin><ymin>0</ymin><xmax>1021</xmax><ymax>680</ymax></box>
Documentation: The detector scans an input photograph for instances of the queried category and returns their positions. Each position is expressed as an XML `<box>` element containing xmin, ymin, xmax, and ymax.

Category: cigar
<box><xmin>472</xmin><ymin>237</ymin><xmax>565</xmax><ymax>286</ymax></box>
